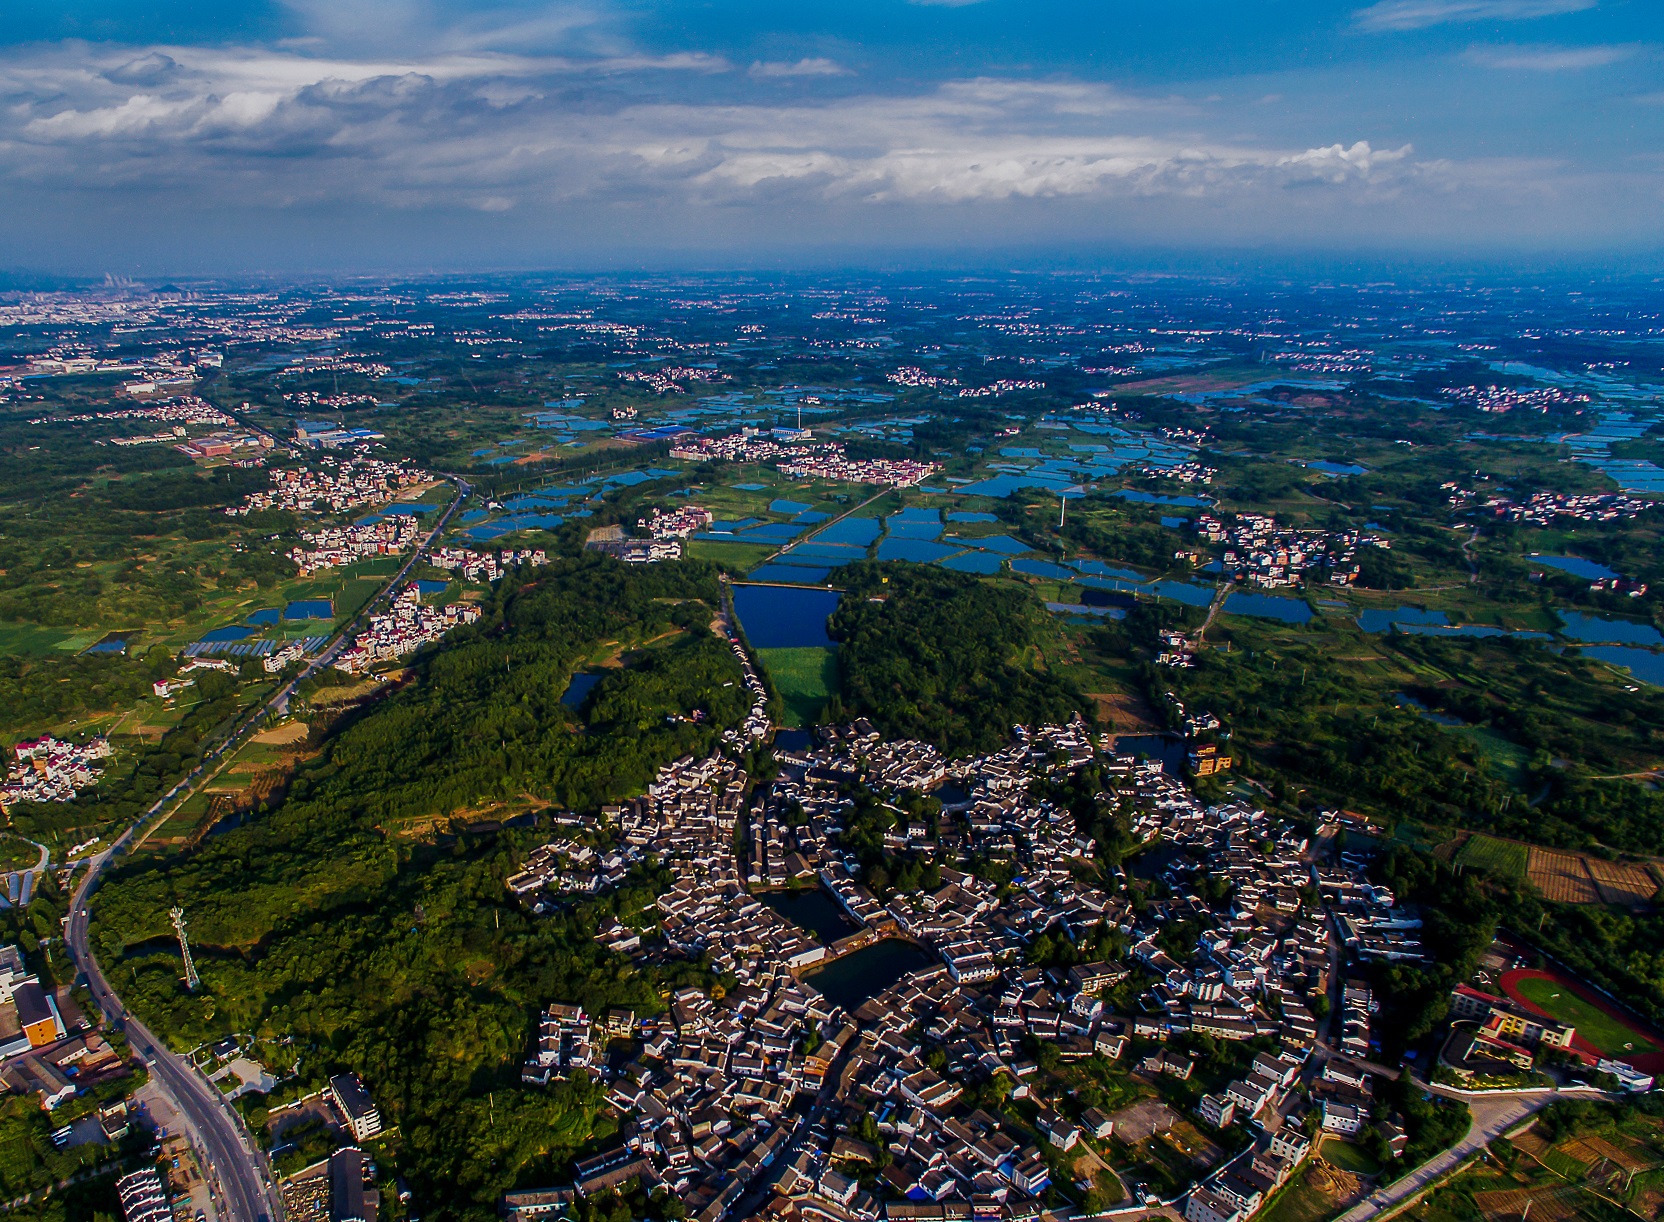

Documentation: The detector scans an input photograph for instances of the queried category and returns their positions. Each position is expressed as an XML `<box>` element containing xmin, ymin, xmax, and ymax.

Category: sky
<box><xmin>0</xmin><ymin>0</ymin><xmax>1660</xmax><ymax>273</ymax></box>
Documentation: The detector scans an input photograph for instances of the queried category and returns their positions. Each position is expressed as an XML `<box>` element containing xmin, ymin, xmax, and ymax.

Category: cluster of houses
<box><xmin>1441</xmin><ymin>384</ymin><xmax>1590</xmax><ymax>413</ymax></box>
<box><xmin>956</xmin><ymin>379</ymin><xmax>1045</xmax><ymax>399</ymax></box>
<box><xmin>225</xmin><ymin>457</ymin><xmax>430</xmax><ymax>517</ymax></box>
<box><xmin>332</xmin><ymin>586</ymin><xmax>481</xmax><ymax>674</ymax></box>
<box><xmin>586</xmin><ymin>537</ymin><xmax>686</xmax><ymax>564</ymax></box>
<box><xmin>288</xmin><ymin>516</ymin><xmax>422</xmax><ymax>575</ymax></box>
<box><xmin>1319</xmin><ymin>859</ymin><xmax>1425</xmax><ymax>963</ymax></box>
<box><xmin>618</xmin><ymin>366</ymin><xmax>730</xmax><ymax>394</ymax></box>
<box><xmin>506</xmin><ymin>833</ymin><xmax>631</xmax><ymax>908</ymax></box>
<box><xmin>639</xmin><ymin>506</ymin><xmax>714</xmax><ymax>539</ymax></box>
<box><xmin>669</xmin><ymin>432</ymin><xmax>939</xmax><ymax>488</ymax></box>
<box><xmin>1138</xmin><ymin>460</ymin><xmax>1216</xmax><ymax>485</ymax></box>
<box><xmin>887</xmin><ymin>367</ymin><xmax>960</xmax><ymax>389</ymax></box>
<box><xmin>1</xmin><ymin>735</ymin><xmax>111</xmax><ymax>809</ymax></box>
<box><xmin>1193</xmin><ymin>513</ymin><xmax>1390</xmax><ymax>589</ymax></box>
<box><xmin>717</xmin><ymin>629</ymin><xmax>772</xmax><ymax>745</ymax></box>
<box><xmin>497</xmin><ymin>710</ymin><xmax>1431</xmax><ymax>1222</ymax></box>
<box><xmin>0</xmin><ymin>944</ymin><xmax>136</xmax><ymax>1117</ymax></box>
<box><xmin>28</xmin><ymin>395</ymin><xmax>233</xmax><ymax>430</ymax></box>
<box><xmin>425</xmin><ymin>545</ymin><xmax>548</xmax><ymax>583</ymax></box>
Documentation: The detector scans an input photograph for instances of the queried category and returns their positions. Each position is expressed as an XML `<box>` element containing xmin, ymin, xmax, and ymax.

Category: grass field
<box><xmin>1321</xmin><ymin>1139</ymin><xmax>1382</xmax><ymax>1176</ymax></box>
<box><xmin>1510</xmin><ymin>974</ymin><xmax>1657</xmax><ymax>1056</ymax></box>
<box><xmin>1455</xmin><ymin>834</ymin><xmax>1529</xmax><ymax>882</ymax></box>
<box><xmin>757</xmin><ymin>646</ymin><xmax>839</xmax><ymax>727</ymax></box>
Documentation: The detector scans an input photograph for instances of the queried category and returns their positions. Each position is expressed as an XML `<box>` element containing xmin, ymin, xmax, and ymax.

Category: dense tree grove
<box><xmin>92</xmin><ymin>556</ymin><xmax>750</xmax><ymax>1219</ymax></box>
<box><xmin>826</xmin><ymin>562</ymin><xmax>1083</xmax><ymax>755</ymax></box>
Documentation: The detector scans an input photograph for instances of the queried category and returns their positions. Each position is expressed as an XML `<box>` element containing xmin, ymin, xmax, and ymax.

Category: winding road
<box><xmin>61</xmin><ymin>477</ymin><xmax>470</xmax><ymax>1222</ymax></box>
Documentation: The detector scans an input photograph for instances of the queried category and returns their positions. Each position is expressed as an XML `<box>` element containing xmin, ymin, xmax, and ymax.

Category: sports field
<box><xmin>757</xmin><ymin>646</ymin><xmax>839</xmax><ymax>727</ymax></box>
<box><xmin>1505</xmin><ymin>970</ymin><xmax>1657</xmax><ymax>1057</ymax></box>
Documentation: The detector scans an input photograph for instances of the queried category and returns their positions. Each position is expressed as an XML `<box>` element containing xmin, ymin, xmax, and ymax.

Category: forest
<box><xmin>826</xmin><ymin>562</ymin><xmax>1083</xmax><ymax>755</ymax></box>
<box><xmin>90</xmin><ymin>556</ymin><xmax>750</xmax><ymax>1218</ymax></box>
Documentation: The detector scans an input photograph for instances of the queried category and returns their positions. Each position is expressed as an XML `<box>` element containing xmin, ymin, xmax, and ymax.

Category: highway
<box><xmin>61</xmin><ymin>477</ymin><xmax>469</xmax><ymax>1222</ymax></box>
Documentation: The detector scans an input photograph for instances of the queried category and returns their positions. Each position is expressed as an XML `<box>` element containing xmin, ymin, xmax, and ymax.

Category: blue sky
<box><xmin>0</xmin><ymin>0</ymin><xmax>1659</xmax><ymax>271</ymax></box>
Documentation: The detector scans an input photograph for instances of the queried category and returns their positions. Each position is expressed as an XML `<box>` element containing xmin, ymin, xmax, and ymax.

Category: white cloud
<box><xmin>1353</xmin><ymin>0</ymin><xmax>1597</xmax><ymax>32</ymax></box>
<box><xmin>749</xmin><ymin>58</ymin><xmax>850</xmax><ymax>79</ymax></box>
<box><xmin>0</xmin><ymin>38</ymin><xmax>1603</xmax><ymax>250</ymax></box>
<box><xmin>1465</xmin><ymin>42</ymin><xmax>1638</xmax><ymax>69</ymax></box>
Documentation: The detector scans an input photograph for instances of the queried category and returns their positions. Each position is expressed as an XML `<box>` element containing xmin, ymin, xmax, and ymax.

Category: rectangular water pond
<box><xmin>803</xmin><ymin>940</ymin><xmax>937</xmax><ymax>1011</ymax></box>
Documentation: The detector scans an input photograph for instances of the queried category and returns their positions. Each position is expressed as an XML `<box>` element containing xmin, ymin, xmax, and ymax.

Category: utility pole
<box><xmin>171</xmin><ymin>907</ymin><xmax>200</xmax><ymax>993</ymax></box>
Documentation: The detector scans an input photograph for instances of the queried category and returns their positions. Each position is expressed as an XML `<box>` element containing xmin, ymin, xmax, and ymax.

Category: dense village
<box><xmin>225</xmin><ymin>457</ymin><xmax>432</xmax><ymax>517</ymax></box>
<box><xmin>670</xmin><ymin>432</ymin><xmax>941</xmax><ymax>488</ymax></box>
<box><xmin>490</xmin><ymin>702</ymin><xmax>1476</xmax><ymax>1222</ymax></box>
<box><xmin>1192</xmin><ymin>514</ymin><xmax>1392</xmax><ymax>589</ymax></box>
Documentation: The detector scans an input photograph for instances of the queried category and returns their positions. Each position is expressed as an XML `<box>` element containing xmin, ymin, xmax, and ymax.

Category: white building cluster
<box><xmin>639</xmin><ymin>506</ymin><xmax>714</xmax><ymax>539</ymax></box>
<box><xmin>288</xmin><ymin>517</ymin><xmax>422</xmax><ymax>575</ymax></box>
<box><xmin>333</xmin><ymin>586</ymin><xmax>481</xmax><ymax>674</ymax></box>
<box><xmin>670</xmin><ymin>433</ymin><xmax>939</xmax><ymax>488</ymax></box>
<box><xmin>1442</xmin><ymin>384</ymin><xmax>1590</xmax><ymax>413</ymax></box>
<box><xmin>226</xmin><ymin>458</ymin><xmax>430</xmax><ymax>517</ymax></box>
<box><xmin>1</xmin><ymin>736</ymin><xmax>112</xmax><ymax>809</ymax></box>
<box><xmin>426</xmin><ymin>546</ymin><xmax>549</xmax><ymax>583</ymax></box>
<box><xmin>1195</xmin><ymin>512</ymin><xmax>1390</xmax><ymax>588</ymax></box>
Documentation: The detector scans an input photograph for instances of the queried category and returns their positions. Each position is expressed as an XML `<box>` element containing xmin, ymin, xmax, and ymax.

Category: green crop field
<box><xmin>1511</xmin><ymin>975</ymin><xmax>1657</xmax><ymax>1056</ymax></box>
<box><xmin>1454</xmin><ymin>834</ymin><xmax>1529</xmax><ymax>882</ymax></box>
<box><xmin>758</xmin><ymin>646</ymin><xmax>839</xmax><ymax>727</ymax></box>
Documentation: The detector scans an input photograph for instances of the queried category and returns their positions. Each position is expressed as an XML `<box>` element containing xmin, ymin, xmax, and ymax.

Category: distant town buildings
<box><xmin>670</xmin><ymin>432</ymin><xmax>939</xmax><ymax>488</ymax></box>
<box><xmin>226</xmin><ymin>458</ymin><xmax>430</xmax><ymax>517</ymax></box>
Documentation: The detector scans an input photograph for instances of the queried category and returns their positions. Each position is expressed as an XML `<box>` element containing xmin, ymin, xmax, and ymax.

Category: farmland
<box><xmin>1454</xmin><ymin>834</ymin><xmax>1529</xmax><ymax>883</ymax></box>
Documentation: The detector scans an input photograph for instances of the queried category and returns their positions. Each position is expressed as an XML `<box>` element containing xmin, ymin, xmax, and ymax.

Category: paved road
<box><xmin>62</xmin><ymin>478</ymin><xmax>469</xmax><ymax>1222</ymax></box>
<box><xmin>1334</xmin><ymin>1088</ymin><xmax>1556</xmax><ymax>1222</ymax></box>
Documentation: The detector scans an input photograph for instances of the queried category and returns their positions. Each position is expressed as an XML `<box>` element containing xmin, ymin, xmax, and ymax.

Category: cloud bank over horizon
<box><xmin>0</xmin><ymin>0</ymin><xmax>1658</xmax><ymax>272</ymax></box>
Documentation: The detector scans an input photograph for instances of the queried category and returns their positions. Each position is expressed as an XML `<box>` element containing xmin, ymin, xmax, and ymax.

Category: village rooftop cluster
<box><xmin>671</xmin><ymin>432</ymin><xmax>939</xmax><ymax>488</ymax></box>
<box><xmin>496</xmin><ymin>710</ymin><xmax>1420</xmax><ymax>1222</ymax></box>
<box><xmin>332</xmin><ymin>585</ymin><xmax>482</xmax><ymax>674</ymax></box>
<box><xmin>1194</xmin><ymin>513</ymin><xmax>1391</xmax><ymax>589</ymax></box>
<box><xmin>288</xmin><ymin>517</ymin><xmax>422</xmax><ymax>576</ymax></box>
<box><xmin>225</xmin><ymin>457</ymin><xmax>430</xmax><ymax>517</ymax></box>
<box><xmin>1</xmin><ymin>736</ymin><xmax>111</xmax><ymax>811</ymax></box>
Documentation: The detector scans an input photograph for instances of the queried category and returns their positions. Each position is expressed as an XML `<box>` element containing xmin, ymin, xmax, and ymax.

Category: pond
<box><xmin>1582</xmin><ymin>646</ymin><xmax>1664</xmax><ymax>687</ymax></box>
<box><xmin>759</xmin><ymin>889</ymin><xmax>859</xmax><ymax>943</ymax></box>
<box><xmin>804</xmin><ymin>940</ymin><xmax>936</xmax><ymax>1011</ymax></box>
<box><xmin>733</xmin><ymin>585</ymin><xmax>842</xmax><ymax>649</ymax></box>
<box><xmin>1557</xmin><ymin>611</ymin><xmax>1663</xmax><ymax>647</ymax></box>
<box><xmin>1357</xmin><ymin>607</ymin><xmax>1448</xmax><ymax>633</ymax></box>
<box><xmin>284</xmin><ymin>600</ymin><xmax>335</xmax><ymax>620</ymax></box>
<box><xmin>939</xmin><ymin>552</ymin><xmax>1005</xmax><ymax>575</ymax></box>
<box><xmin>745</xmin><ymin>564</ymin><xmax>833</xmax><ymax>586</ymax></box>
<box><xmin>1113</xmin><ymin>489</ymin><xmax>1212</xmax><ymax>508</ymax></box>
<box><xmin>815</xmin><ymin>517</ymin><xmax>882</xmax><ymax>547</ymax></box>
<box><xmin>1150</xmin><ymin>581</ymin><xmax>1215</xmax><ymax>608</ymax></box>
<box><xmin>1534</xmin><ymin>555</ymin><xmax>1620</xmax><ymax>581</ymax></box>
<box><xmin>200</xmin><ymin>625</ymin><xmax>255</xmax><ymax>643</ymax></box>
<box><xmin>560</xmin><ymin>672</ymin><xmax>603</xmax><ymax>709</ymax></box>
<box><xmin>1223</xmin><ymin>592</ymin><xmax>1313</xmax><ymax>624</ymax></box>
<box><xmin>1111</xmin><ymin>733</ymin><xmax>1187</xmax><ymax>776</ymax></box>
<box><xmin>876</xmin><ymin>538</ymin><xmax>959</xmax><ymax>563</ymax></box>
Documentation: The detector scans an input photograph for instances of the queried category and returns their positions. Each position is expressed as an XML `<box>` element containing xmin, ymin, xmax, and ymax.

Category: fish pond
<box><xmin>733</xmin><ymin>585</ymin><xmax>842</xmax><ymax>649</ymax></box>
<box><xmin>804</xmin><ymin>940</ymin><xmax>936</xmax><ymax>1011</ymax></box>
